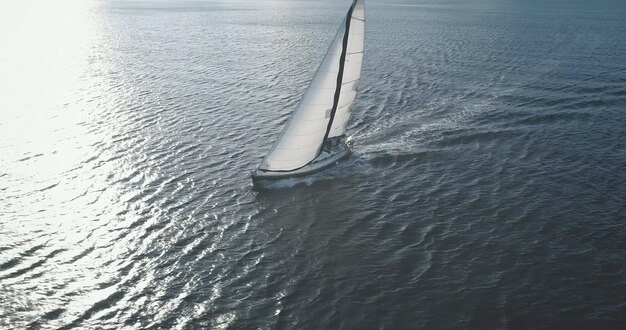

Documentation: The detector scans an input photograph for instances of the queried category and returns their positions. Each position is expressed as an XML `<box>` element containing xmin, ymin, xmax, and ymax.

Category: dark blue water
<box><xmin>1</xmin><ymin>0</ymin><xmax>625</xmax><ymax>328</ymax></box>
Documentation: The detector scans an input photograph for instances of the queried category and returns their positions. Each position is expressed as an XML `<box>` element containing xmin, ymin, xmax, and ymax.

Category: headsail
<box><xmin>259</xmin><ymin>0</ymin><xmax>364</xmax><ymax>172</ymax></box>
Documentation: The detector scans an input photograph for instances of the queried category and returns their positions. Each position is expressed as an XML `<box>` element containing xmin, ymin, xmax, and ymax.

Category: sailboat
<box><xmin>252</xmin><ymin>0</ymin><xmax>365</xmax><ymax>182</ymax></box>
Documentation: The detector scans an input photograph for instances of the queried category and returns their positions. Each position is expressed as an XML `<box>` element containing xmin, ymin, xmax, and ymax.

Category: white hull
<box><xmin>252</xmin><ymin>141</ymin><xmax>351</xmax><ymax>181</ymax></box>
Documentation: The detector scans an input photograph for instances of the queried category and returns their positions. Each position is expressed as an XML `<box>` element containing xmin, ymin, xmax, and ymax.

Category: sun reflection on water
<box><xmin>1</xmin><ymin>0</ymin><xmax>99</xmax><ymax>196</ymax></box>
<box><xmin>0</xmin><ymin>1</ymin><xmax>150</xmax><ymax>328</ymax></box>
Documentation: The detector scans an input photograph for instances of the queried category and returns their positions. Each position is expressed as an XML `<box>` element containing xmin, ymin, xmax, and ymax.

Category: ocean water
<box><xmin>1</xmin><ymin>0</ymin><xmax>625</xmax><ymax>328</ymax></box>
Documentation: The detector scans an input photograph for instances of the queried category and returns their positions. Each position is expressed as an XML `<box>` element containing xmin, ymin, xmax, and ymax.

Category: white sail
<box><xmin>328</xmin><ymin>0</ymin><xmax>365</xmax><ymax>138</ymax></box>
<box><xmin>259</xmin><ymin>0</ymin><xmax>364</xmax><ymax>172</ymax></box>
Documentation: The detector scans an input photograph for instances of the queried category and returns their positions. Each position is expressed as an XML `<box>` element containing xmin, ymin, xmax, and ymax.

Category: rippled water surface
<box><xmin>1</xmin><ymin>0</ymin><xmax>625</xmax><ymax>328</ymax></box>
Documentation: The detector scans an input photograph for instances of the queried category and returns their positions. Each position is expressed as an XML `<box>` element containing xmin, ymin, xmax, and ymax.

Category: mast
<box><xmin>328</xmin><ymin>0</ymin><xmax>365</xmax><ymax>138</ymax></box>
<box><xmin>321</xmin><ymin>0</ymin><xmax>356</xmax><ymax>144</ymax></box>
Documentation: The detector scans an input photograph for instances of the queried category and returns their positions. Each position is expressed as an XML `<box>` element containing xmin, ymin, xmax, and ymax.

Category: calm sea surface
<box><xmin>1</xmin><ymin>0</ymin><xmax>625</xmax><ymax>328</ymax></box>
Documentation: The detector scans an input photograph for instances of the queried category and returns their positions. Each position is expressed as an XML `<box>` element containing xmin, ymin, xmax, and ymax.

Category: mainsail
<box><xmin>258</xmin><ymin>0</ymin><xmax>365</xmax><ymax>172</ymax></box>
<box><xmin>327</xmin><ymin>0</ymin><xmax>365</xmax><ymax>139</ymax></box>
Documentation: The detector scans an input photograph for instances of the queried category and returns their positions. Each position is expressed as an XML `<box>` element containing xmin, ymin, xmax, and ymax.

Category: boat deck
<box><xmin>252</xmin><ymin>141</ymin><xmax>351</xmax><ymax>181</ymax></box>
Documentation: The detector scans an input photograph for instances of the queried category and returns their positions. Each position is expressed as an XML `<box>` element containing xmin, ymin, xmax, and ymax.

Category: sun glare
<box><xmin>0</xmin><ymin>0</ymin><xmax>94</xmax><ymax>115</ymax></box>
<box><xmin>0</xmin><ymin>0</ymin><xmax>103</xmax><ymax>217</ymax></box>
